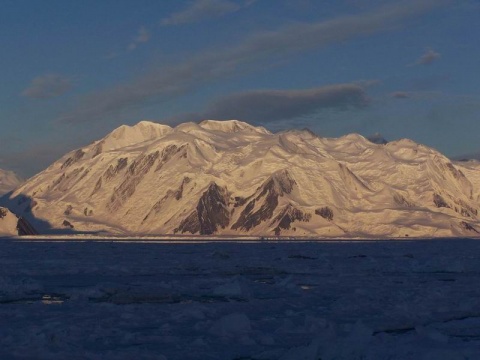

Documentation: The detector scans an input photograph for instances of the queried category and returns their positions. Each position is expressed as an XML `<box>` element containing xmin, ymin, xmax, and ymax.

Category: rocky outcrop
<box><xmin>315</xmin><ymin>207</ymin><xmax>334</xmax><ymax>220</ymax></box>
<box><xmin>108</xmin><ymin>152</ymin><xmax>159</xmax><ymax>211</ymax></box>
<box><xmin>461</xmin><ymin>221</ymin><xmax>479</xmax><ymax>233</ymax></box>
<box><xmin>0</xmin><ymin>207</ymin><xmax>38</xmax><ymax>236</ymax></box>
<box><xmin>232</xmin><ymin>170</ymin><xmax>296</xmax><ymax>231</ymax></box>
<box><xmin>61</xmin><ymin>149</ymin><xmax>85</xmax><ymax>169</ymax></box>
<box><xmin>105</xmin><ymin>158</ymin><xmax>128</xmax><ymax>180</ymax></box>
<box><xmin>155</xmin><ymin>144</ymin><xmax>185</xmax><ymax>172</ymax></box>
<box><xmin>272</xmin><ymin>204</ymin><xmax>311</xmax><ymax>235</ymax></box>
<box><xmin>17</xmin><ymin>217</ymin><xmax>38</xmax><ymax>235</ymax></box>
<box><xmin>433</xmin><ymin>193</ymin><xmax>477</xmax><ymax>218</ymax></box>
<box><xmin>433</xmin><ymin>193</ymin><xmax>449</xmax><ymax>208</ymax></box>
<box><xmin>175</xmin><ymin>183</ymin><xmax>230</xmax><ymax>235</ymax></box>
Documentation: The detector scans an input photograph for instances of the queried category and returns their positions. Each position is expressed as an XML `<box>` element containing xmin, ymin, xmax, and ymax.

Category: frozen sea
<box><xmin>1</xmin><ymin>238</ymin><xmax>480</xmax><ymax>359</ymax></box>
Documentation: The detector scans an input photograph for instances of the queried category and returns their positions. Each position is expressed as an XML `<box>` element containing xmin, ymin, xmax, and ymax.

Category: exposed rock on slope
<box><xmin>0</xmin><ymin>207</ymin><xmax>37</xmax><ymax>236</ymax></box>
<box><xmin>5</xmin><ymin>119</ymin><xmax>480</xmax><ymax>237</ymax></box>
<box><xmin>175</xmin><ymin>182</ymin><xmax>230</xmax><ymax>235</ymax></box>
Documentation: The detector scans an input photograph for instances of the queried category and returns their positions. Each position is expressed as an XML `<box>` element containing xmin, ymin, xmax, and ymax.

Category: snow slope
<box><xmin>0</xmin><ymin>168</ymin><xmax>22</xmax><ymax>195</ymax></box>
<box><xmin>6</xmin><ymin>119</ymin><xmax>480</xmax><ymax>237</ymax></box>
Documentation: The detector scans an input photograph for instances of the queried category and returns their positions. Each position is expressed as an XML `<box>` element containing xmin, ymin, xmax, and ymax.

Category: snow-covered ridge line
<box><xmin>6</xmin><ymin>119</ymin><xmax>480</xmax><ymax>238</ymax></box>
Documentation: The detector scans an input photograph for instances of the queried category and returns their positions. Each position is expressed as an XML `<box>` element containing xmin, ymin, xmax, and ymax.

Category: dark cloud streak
<box><xmin>161</xmin><ymin>0</ymin><xmax>241</xmax><ymax>26</ymax></box>
<box><xmin>391</xmin><ymin>91</ymin><xmax>409</xmax><ymax>99</ymax></box>
<box><xmin>60</xmin><ymin>0</ymin><xmax>447</xmax><ymax>124</ymax></box>
<box><xmin>22</xmin><ymin>74</ymin><xmax>73</xmax><ymax>100</ymax></box>
<box><xmin>169</xmin><ymin>84</ymin><xmax>370</xmax><ymax>123</ymax></box>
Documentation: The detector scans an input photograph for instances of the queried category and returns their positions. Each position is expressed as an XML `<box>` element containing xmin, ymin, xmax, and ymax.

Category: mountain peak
<box><xmin>98</xmin><ymin>121</ymin><xmax>173</xmax><ymax>152</ymax></box>
<box><xmin>199</xmin><ymin>119</ymin><xmax>271</xmax><ymax>134</ymax></box>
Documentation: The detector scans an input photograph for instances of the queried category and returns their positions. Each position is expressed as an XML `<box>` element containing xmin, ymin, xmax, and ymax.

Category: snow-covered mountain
<box><xmin>5</xmin><ymin>119</ymin><xmax>480</xmax><ymax>237</ymax></box>
<box><xmin>0</xmin><ymin>168</ymin><xmax>22</xmax><ymax>195</ymax></box>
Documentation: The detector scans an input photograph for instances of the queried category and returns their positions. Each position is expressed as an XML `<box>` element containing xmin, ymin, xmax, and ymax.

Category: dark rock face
<box><xmin>1</xmin><ymin>207</ymin><xmax>38</xmax><ymax>235</ymax></box>
<box><xmin>62</xmin><ymin>220</ymin><xmax>74</xmax><ymax>228</ymax></box>
<box><xmin>272</xmin><ymin>205</ymin><xmax>311</xmax><ymax>235</ymax></box>
<box><xmin>453</xmin><ymin>199</ymin><xmax>477</xmax><ymax>218</ymax></box>
<box><xmin>50</xmin><ymin>167</ymin><xmax>85</xmax><ymax>193</ymax></box>
<box><xmin>315</xmin><ymin>207</ymin><xmax>334</xmax><ymax>220</ymax></box>
<box><xmin>92</xmin><ymin>178</ymin><xmax>102</xmax><ymax>195</ymax></box>
<box><xmin>93</xmin><ymin>158</ymin><xmax>129</xmax><ymax>196</ymax></box>
<box><xmin>175</xmin><ymin>183</ymin><xmax>230</xmax><ymax>235</ymax></box>
<box><xmin>174</xmin><ymin>177</ymin><xmax>191</xmax><ymax>201</ymax></box>
<box><xmin>445</xmin><ymin>163</ymin><xmax>465</xmax><ymax>181</ymax></box>
<box><xmin>433</xmin><ymin>193</ymin><xmax>449</xmax><ymax>208</ymax></box>
<box><xmin>64</xmin><ymin>205</ymin><xmax>73</xmax><ymax>215</ymax></box>
<box><xmin>155</xmin><ymin>145</ymin><xmax>186</xmax><ymax>172</ymax></box>
<box><xmin>234</xmin><ymin>196</ymin><xmax>248</xmax><ymax>207</ymax></box>
<box><xmin>61</xmin><ymin>149</ymin><xmax>85</xmax><ymax>169</ymax></box>
<box><xmin>461</xmin><ymin>221</ymin><xmax>479</xmax><ymax>233</ymax></box>
<box><xmin>232</xmin><ymin>170</ymin><xmax>296</xmax><ymax>231</ymax></box>
<box><xmin>17</xmin><ymin>217</ymin><xmax>38</xmax><ymax>235</ymax></box>
<box><xmin>51</xmin><ymin>174</ymin><xmax>66</xmax><ymax>189</ymax></box>
<box><xmin>433</xmin><ymin>193</ymin><xmax>477</xmax><ymax>218</ymax></box>
<box><xmin>105</xmin><ymin>158</ymin><xmax>128</xmax><ymax>180</ymax></box>
<box><xmin>108</xmin><ymin>152</ymin><xmax>159</xmax><ymax>211</ymax></box>
<box><xmin>175</xmin><ymin>210</ymin><xmax>200</xmax><ymax>235</ymax></box>
<box><xmin>270</xmin><ymin>169</ymin><xmax>296</xmax><ymax>195</ymax></box>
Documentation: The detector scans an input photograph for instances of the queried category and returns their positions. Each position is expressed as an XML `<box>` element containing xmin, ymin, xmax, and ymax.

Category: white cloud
<box><xmin>415</xmin><ymin>48</ymin><xmax>441</xmax><ymax>65</ymax></box>
<box><xmin>128</xmin><ymin>26</ymin><xmax>151</xmax><ymax>51</ymax></box>
<box><xmin>161</xmin><ymin>0</ymin><xmax>242</xmax><ymax>26</ymax></box>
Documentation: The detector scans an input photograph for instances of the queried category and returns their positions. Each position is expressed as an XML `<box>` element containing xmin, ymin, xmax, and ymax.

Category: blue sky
<box><xmin>1</xmin><ymin>0</ymin><xmax>479</xmax><ymax>176</ymax></box>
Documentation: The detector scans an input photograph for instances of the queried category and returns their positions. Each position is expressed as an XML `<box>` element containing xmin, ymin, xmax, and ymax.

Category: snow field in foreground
<box><xmin>1</xmin><ymin>239</ymin><xmax>480</xmax><ymax>359</ymax></box>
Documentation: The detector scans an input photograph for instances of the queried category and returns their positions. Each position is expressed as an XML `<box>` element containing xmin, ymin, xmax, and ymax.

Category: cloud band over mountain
<box><xmin>169</xmin><ymin>84</ymin><xmax>369</xmax><ymax>123</ymax></box>
<box><xmin>59</xmin><ymin>0</ymin><xmax>446</xmax><ymax>124</ymax></box>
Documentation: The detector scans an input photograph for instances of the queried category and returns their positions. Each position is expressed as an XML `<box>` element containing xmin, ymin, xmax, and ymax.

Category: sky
<box><xmin>1</xmin><ymin>0</ymin><xmax>479</xmax><ymax>177</ymax></box>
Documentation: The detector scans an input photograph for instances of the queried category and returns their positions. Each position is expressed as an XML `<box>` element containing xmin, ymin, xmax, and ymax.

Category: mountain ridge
<box><xmin>6</xmin><ymin>119</ymin><xmax>480</xmax><ymax>238</ymax></box>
